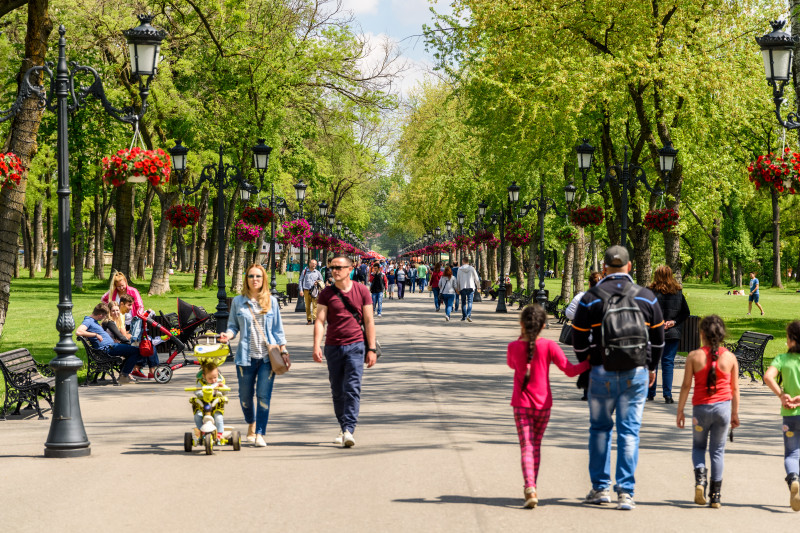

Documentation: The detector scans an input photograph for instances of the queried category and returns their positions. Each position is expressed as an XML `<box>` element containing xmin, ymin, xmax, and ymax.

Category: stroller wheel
<box><xmin>231</xmin><ymin>430</ymin><xmax>241</xmax><ymax>451</ymax></box>
<box><xmin>153</xmin><ymin>364</ymin><xmax>173</xmax><ymax>384</ymax></box>
<box><xmin>204</xmin><ymin>433</ymin><xmax>214</xmax><ymax>455</ymax></box>
<box><xmin>184</xmin><ymin>432</ymin><xmax>193</xmax><ymax>452</ymax></box>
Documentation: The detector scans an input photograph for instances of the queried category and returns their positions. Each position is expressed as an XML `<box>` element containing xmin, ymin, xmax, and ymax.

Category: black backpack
<box><xmin>370</xmin><ymin>273</ymin><xmax>385</xmax><ymax>293</ymax></box>
<box><xmin>593</xmin><ymin>283</ymin><xmax>649</xmax><ymax>371</ymax></box>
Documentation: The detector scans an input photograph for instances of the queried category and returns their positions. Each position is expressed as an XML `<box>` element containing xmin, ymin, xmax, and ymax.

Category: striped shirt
<box><xmin>247</xmin><ymin>299</ymin><xmax>266</xmax><ymax>359</ymax></box>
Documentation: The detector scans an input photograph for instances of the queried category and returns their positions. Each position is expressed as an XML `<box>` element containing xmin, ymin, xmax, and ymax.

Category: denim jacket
<box><xmin>225</xmin><ymin>295</ymin><xmax>286</xmax><ymax>366</ymax></box>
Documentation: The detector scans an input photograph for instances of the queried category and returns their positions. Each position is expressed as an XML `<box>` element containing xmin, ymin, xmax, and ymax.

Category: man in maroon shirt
<box><xmin>314</xmin><ymin>255</ymin><xmax>378</xmax><ymax>448</ymax></box>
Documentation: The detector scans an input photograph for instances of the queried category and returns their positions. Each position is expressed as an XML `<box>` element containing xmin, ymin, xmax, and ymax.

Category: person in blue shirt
<box><xmin>75</xmin><ymin>302</ymin><xmax>143</xmax><ymax>384</ymax></box>
<box><xmin>747</xmin><ymin>271</ymin><xmax>765</xmax><ymax>316</ymax></box>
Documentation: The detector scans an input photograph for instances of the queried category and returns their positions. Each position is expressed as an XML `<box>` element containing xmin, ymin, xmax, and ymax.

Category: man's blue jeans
<box><xmin>588</xmin><ymin>365</ymin><xmax>648</xmax><ymax>496</ymax></box>
<box><xmin>325</xmin><ymin>342</ymin><xmax>365</xmax><ymax>434</ymax></box>
<box><xmin>460</xmin><ymin>289</ymin><xmax>475</xmax><ymax>318</ymax></box>
<box><xmin>107</xmin><ymin>343</ymin><xmax>142</xmax><ymax>375</ymax></box>
<box><xmin>237</xmin><ymin>358</ymin><xmax>276</xmax><ymax>435</ymax></box>
<box><xmin>418</xmin><ymin>279</ymin><xmax>426</xmax><ymax>292</ymax></box>
<box><xmin>432</xmin><ymin>288</ymin><xmax>441</xmax><ymax>310</ymax></box>
<box><xmin>410</xmin><ymin>277</ymin><xmax>417</xmax><ymax>292</ymax></box>
<box><xmin>649</xmin><ymin>339</ymin><xmax>679</xmax><ymax>399</ymax></box>
<box><xmin>371</xmin><ymin>292</ymin><xmax>383</xmax><ymax>315</ymax></box>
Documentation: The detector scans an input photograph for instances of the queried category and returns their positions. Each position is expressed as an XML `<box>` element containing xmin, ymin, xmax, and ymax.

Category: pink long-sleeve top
<box><xmin>507</xmin><ymin>337</ymin><xmax>591</xmax><ymax>409</ymax></box>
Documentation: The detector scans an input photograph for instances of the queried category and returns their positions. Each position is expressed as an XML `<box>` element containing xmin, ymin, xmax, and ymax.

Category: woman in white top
<box><xmin>438</xmin><ymin>265</ymin><xmax>459</xmax><ymax>321</ymax></box>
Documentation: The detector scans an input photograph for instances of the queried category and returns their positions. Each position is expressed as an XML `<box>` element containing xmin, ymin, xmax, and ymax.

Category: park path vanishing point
<box><xmin>0</xmin><ymin>289</ymin><xmax>797</xmax><ymax>532</ymax></box>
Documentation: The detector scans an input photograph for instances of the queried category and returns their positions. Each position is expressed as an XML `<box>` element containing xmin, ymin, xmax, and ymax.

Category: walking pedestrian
<box><xmin>369</xmin><ymin>263</ymin><xmax>387</xmax><ymax>317</ymax></box>
<box><xmin>298</xmin><ymin>259</ymin><xmax>325</xmax><ymax>325</ymax></box>
<box><xmin>676</xmin><ymin>315</ymin><xmax>739</xmax><ymax>508</ymax></box>
<box><xmin>396</xmin><ymin>263</ymin><xmax>407</xmax><ymax>300</ymax></box>
<box><xmin>508</xmin><ymin>304</ymin><xmax>591</xmax><ymax>508</ymax></box>
<box><xmin>648</xmin><ymin>265</ymin><xmax>690</xmax><ymax>403</ymax></box>
<box><xmin>313</xmin><ymin>255</ymin><xmax>378</xmax><ymax>448</ymax></box>
<box><xmin>387</xmin><ymin>267</ymin><xmax>396</xmax><ymax>300</ymax></box>
<box><xmin>409</xmin><ymin>263</ymin><xmax>417</xmax><ymax>293</ymax></box>
<box><xmin>417</xmin><ymin>261</ymin><xmax>428</xmax><ymax>293</ymax></box>
<box><xmin>764</xmin><ymin>320</ymin><xmax>800</xmax><ymax>512</ymax></box>
<box><xmin>456</xmin><ymin>257</ymin><xmax>480</xmax><ymax>322</ymax></box>
<box><xmin>219</xmin><ymin>264</ymin><xmax>289</xmax><ymax>447</ymax></box>
<box><xmin>572</xmin><ymin>245</ymin><xmax>665</xmax><ymax>510</ymax></box>
<box><xmin>747</xmin><ymin>271</ymin><xmax>765</xmax><ymax>316</ymax></box>
<box><xmin>451</xmin><ymin>263</ymin><xmax>460</xmax><ymax>312</ymax></box>
<box><xmin>430</xmin><ymin>262</ymin><xmax>443</xmax><ymax>311</ymax></box>
<box><xmin>438</xmin><ymin>266</ymin><xmax>458</xmax><ymax>321</ymax></box>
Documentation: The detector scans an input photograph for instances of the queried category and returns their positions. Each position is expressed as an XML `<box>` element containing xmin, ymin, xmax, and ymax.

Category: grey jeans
<box><xmin>692</xmin><ymin>400</ymin><xmax>731</xmax><ymax>481</ymax></box>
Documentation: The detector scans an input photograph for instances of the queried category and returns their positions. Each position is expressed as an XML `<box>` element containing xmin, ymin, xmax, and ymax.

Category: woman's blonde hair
<box><xmin>107</xmin><ymin>301</ymin><xmax>125</xmax><ymax>331</ymax></box>
<box><xmin>242</xmin><ymin>263</ymin><xmax>272</xmax><ymax>313</ymax></box>
<box><xmin>107</xmin><ymin>271</ymin><xmax>130</xmax><ymax>300</ymax></box>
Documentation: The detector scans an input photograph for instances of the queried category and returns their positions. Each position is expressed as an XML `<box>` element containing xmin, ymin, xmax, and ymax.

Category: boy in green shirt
<box><xmin>765</xmin><ymin>320</ymin><xmax>800</xmax><ymax>512</ymax></box>
<box><xmin>416</xmin><ymin>263</ymin><xmax>428</xmax><ymax>293</ymax></box>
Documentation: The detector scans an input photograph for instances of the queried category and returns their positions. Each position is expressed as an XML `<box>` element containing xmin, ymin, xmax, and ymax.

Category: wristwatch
<box><xmin>281</xmin><ymin>350</ymin><xmax>289</xmax><ymax>355</ymax></box>
<box><xmin>366</xmin><ymin>347</ymin><xmax>377</xmax><ymax>353</ymax></box>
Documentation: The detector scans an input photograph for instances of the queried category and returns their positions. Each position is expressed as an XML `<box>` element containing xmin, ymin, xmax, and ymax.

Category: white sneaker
<box><xmin>617</xmin><ymin>492</ymin><xmax>635</xmax><ymax>510</ymax></box>
<box><xmin>254</xmin><ymin>434</ymin><xmax>267</xmax><ymax>447</ymax></box>
<box><xmin>445</xmin><ymin>316</ymin><xmax>450</xmax><ymax>321</ymax></box>
<box><xmin>584</xmin><ymin>488</ymin><xmax>611</xmax><ymax>504</ymax></box>
<box><xmin>466</xmin><ymin>317</ymin><xmax>472</xmax><ymax>322</ymax></box>
<box><xmin>334</xmin><ymin>431</ymin><xmax>343</xmax><ymax>445</ymax></box>
<box><xmin>343</xmin><ymin>430</ymin><xmax>355</xmax><ymax>448</ymax></box>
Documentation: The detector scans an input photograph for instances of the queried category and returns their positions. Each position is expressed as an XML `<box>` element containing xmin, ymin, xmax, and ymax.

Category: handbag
<box><xmin>330</xmin><ymin>285</ymin><xmax>382</xmax><ymax>362</ymax></box>
<box><xmin>559</xmin><ymin>322</ymin><xmax>574</xmax><ymax>346</ymax></box>
<box><xmin>139</xmin><ymin>337</ymin><xmax>153</xmax><ymax>357</ymax></box>
<box><xmin>248</xmin><ymin>306</ymin><xmax>290</xmax><ymax>375</ymax></box>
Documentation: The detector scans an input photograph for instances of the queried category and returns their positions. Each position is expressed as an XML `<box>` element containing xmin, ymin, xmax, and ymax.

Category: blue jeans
<box><xmin>692</xmin><ymin>400</ymin><xmax>731</xmax><ymax>481</ymax></box>
<box><xmin>783</xmin><ymin>416</ymin><xmax>800</xmax><ymax>476</ymax></box>
<box><xmin>397</xmin><ymin>280</ymin><xmax>405</xmax><ymax>299</ymax></box>
<box><xmin>194</xmin><ymin>412</ymin><xmax>224</xmax><ymax>435</ymax></box>
<box><xmin>107</xmin><ymin>343</ymin><xmax>142</xmax><ymax>375</ymax></box>
<box><xmin>460</xmin><ymin>289</ymin><xmax>475</xmax><ymax>318</ymax></box>
<box><xmin>418</xmin><ymin>279</ymin><xmax>426</xmax><ymax>292</ymax></box>
<box><xmin>236</xmin><ymin>358</ymin><xmax>276</xmax><ymax>435</ymax></box>
<box><xmin>649</xmin><ymin>339</ymin><xmax>679</xmax><ymax>399</ymax></box>
<box><xmin>410</xmin><ymin>278</ymin><xmax>417</xmax><ymax>292</ymax></box>
<box><xmin>441</xmin><ymin>294</ymin><xmax>455</xmax><ymax>317</ymax></box>
<box><xmin>432</xmin><ymin>288</ymin><xmax>441</xmax><ymax>310</ymax></box>
<box><xmin>371</xmin><ymin>292</ymin><xmax>383</xmax><ymax>315</ymax></box>
<box><xmin>588</xmin><ymin>365</ymin><xmax>648</xmax><ymax>496</ymax></box>
<box><xmin>325</xmin><ymin>342</ymin><xmax>365</xmax><ymax>434</ymax></box>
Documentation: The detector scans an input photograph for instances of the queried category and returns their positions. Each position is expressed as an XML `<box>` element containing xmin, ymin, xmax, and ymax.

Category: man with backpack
<box><xmin>572</xmin><ymin>245</ymin><xmax>665</xmax><ymax>511</ymax></box>
<box><xmin>299</xmin><ymin>259</ymin><xmax>325</xmax><ymax>325</ymax></box>
<box><xmin>368</xmin><ymin>263</ymin><xmax>388</xmax><ymax>317</ymax></box>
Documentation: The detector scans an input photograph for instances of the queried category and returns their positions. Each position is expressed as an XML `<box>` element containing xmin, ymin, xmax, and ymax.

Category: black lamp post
<box><xmin>494</xmin><ymin>181</ymin><xmax>529</xmax><ymax>313</ymax></box>
<box><xmin>171</xmin><ymin>140</ymin><xmax>269</xmax><ymax>332</ymax></box>
<box><xmin>529</xmin><ymin>183</ymin><xmax>576</xmax><ymax>307</ymax></box>
<box><xmin>318</xmin><ymin>201</ymin><xmax>329</xmax><ymax>263</ymax></box>
<box><xmin>757</xmin><ymin>21</ymin><xmax>800</xmax><ymax>129</ymax></box>
<box><xmin>292</xmin><ymin>179</ymin><xmax>308</xmax><ymax>313</ymax></box>
<box><xmin>575</xmin><ymin>138</ymin><xmax>677</xmax><ymax>251</ymax></box>
<box><xmin>0</xmin><ymin>16</ymin><xmax>166</xmax><ymax>457</ymax></box>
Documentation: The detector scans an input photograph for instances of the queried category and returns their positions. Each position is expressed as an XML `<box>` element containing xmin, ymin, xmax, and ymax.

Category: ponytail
<box><xmin>520</xmin><ymin>304</ymin><xmax>548</xmax><ymax>391</ymax></box>
<box><xmin>699</xmin><ymin>315</ymin><xmax>726</xmax><ymax>394</ymax></box>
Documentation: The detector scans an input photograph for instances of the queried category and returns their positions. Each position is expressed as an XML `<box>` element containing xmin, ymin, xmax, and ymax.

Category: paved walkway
<box><xmin>0</xmin><ymin>290</ymin><xmax>797</xmax><ymax>532</ymax></box>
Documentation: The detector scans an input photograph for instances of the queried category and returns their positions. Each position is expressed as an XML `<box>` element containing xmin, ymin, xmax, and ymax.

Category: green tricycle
<box><xmin>183</xmin><ymin>382</ymin><xmax>242</xmax><ymax>455</ymax></box>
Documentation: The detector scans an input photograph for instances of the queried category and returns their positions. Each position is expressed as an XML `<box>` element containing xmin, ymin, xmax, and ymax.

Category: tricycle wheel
<box><xmin>231</xmin><ymin>430</ymin><xmax>241</xmax><ymax>451</ymax></box>
<box><xmin>184</xmin><ymin>432</ymin><xmax>193</xmax><ymax>452</ymax></box>
<box><xmin>204</xmin><ymin>433</ymin><xmax>213</xmax><ymax>455</ymax></box>
<box><xmin>154</xmin><ymin>364</ymin><xmax>173</xmax><ymax>384</ymax></box>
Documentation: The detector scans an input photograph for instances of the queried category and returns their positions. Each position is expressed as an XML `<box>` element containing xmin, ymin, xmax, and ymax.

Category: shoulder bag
<box><xmin>558</xmin><ymin>322</ymin><xmax>574</xmax><ymax>346</ymax></box>
<box><xmin>330</xmin><ymin>285</ymin><xmax>382</xmax><ymax>362</ymax></box>
<box><xmin>248</xmin><ymin>305</ymin><xmax>290</xmax><ymax>375</ymax></box>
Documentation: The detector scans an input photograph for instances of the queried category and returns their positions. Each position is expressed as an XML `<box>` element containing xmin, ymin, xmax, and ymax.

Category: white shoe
<box><xmin>343</xmin><ymin>430</ymin><xmax>355</xmax><ymax>448</ymax></box>
<box><xmin>244</xmin><ymin>434</ymin><xmax>256</xmax><ymax>443</ymax></box>
<box><xmin>334</xmin><ymin>431</ymin><xmax>343</xmax><ymax>445</ymax></box>
<box><xmin>466</xmin><ymin>317</ymin><xmax>472</xmax><ymax>322</ymax></box>
<box><xmin>254</xmin><ymin>434</ymin><xmax>267</xmax><ymax>447</ymax></box>
<box><xmin>445</xmin><ymin>316</ymin><xmax>450</xmax><ymax>321</ymax></box>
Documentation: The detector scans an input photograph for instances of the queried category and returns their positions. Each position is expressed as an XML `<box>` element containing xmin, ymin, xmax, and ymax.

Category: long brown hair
<box><xmin>443</xmin><ymin>266</ymin><xmax>453</xmax><ymax>278</ymax></box>
<box><xmin>700</xmin><ymin>315</ymin><xmax>726</xmax><ymax>394</ymax></box>
<box><xmin>520</xmin><ymin>304</ymin><xmax>547</xmax><ymax>390</ymax></box>
<box><xmin>649</xmin><ymin>265</ymin><xmax>682</xmax><ymax>295</ymax></box>
<box><xmin>242</xmin><ymin>264</ymin><xmax>272</xmax><ymax>313</ymax></box>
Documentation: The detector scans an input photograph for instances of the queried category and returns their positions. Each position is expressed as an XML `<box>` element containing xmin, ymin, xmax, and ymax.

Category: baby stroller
<box><xmin>138</xmin><ymin>298</ymin><xmax>216</xmax><ymax>384</ymax></box>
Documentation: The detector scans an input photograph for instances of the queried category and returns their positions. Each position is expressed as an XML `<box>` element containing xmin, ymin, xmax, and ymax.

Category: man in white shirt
<box><xmin>455</xmin><ymin>258</ymin><xmax>481</xmax><ymax>322</ymax></box>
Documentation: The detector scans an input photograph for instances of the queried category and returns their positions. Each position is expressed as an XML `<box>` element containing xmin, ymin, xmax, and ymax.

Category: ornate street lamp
<box><xmin>530</xmin><ymin>183</ymin><xmax>576</xmax><ymax>307</ymax></box>
<box><xmin>757</xmin><ymin>20</ymin><xmax>800</xmax><ymax>129</ymax></box>
<box><xmin>292</xmin><ymin>179</ymin><xmax>309</xmax><ymax>313</ymax></box>
<box><xmin>494</xmin><ymin>181</ymin><xmax>530</xmax><ymax>313</ymax></box>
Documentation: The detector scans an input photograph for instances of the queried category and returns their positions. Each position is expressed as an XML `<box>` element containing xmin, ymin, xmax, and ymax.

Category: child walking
<box><xmin>764</xmin><ymin>320</ymin><xmax>800</xmax><ymax>511</ymax></box>
<box><xmin>507</xmin><ymin>304</ymin><xmax>591</xmax><ymax>508</ymax></box>
<box><xmin>676</xmin><ymin>315</ymin><xmax>739</xmax><ymax>508</ymax></box>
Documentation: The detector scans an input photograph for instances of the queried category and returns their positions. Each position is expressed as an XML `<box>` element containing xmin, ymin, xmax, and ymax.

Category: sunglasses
<box><xmin>329</xmin><ymin>265</ymin><xmax>351</xmax><ymax>271</ymax></box>
<box><xmin>247</xmin><ymin>274</ymin><xmax>263</xmax><ymax>279</ymax></box>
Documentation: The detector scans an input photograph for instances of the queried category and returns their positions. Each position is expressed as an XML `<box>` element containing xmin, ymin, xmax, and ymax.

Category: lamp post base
<box><xmin>44</xmin><ymin>354</ymin><xmax>91</xmax><ymax>458</ymax></box>
<box><xmin>495</xmin><ymin>287</ymin><xmax>508</xmax><ymax>313</ymax></box>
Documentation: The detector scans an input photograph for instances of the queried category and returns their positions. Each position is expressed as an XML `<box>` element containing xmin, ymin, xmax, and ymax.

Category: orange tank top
<box><xmin>692</xmin><ymin>346</ymin><xmax>733</xmax><ymax>405</ymax></box>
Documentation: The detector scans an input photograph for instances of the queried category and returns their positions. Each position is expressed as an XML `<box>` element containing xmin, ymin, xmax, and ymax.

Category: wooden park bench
<box><xmin>0</xmin><ymin>348</ymin><xmax>55</xmax><ymax>419</ymax></box>
<box><xmin>78</xmin><ymin>336</ymin><xmax>124</xmax><ymax>386</ymax></box>
<box><xmin>724</xmin><ymin>331</ymin><xmax>774</xmax><ymax>382</ymax></box>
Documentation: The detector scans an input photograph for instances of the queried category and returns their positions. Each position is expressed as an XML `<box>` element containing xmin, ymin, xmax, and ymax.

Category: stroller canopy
<box><xmin>177</xmin><ymin>298</ymin><xmax>210</xmax><ymax>330</ymax></box>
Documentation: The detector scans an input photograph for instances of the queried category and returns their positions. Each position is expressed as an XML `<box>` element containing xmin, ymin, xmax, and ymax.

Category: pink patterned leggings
<box><xmin>513</xmin><ymin>406</ymin><xmax>552</xmax><ymax>488</ymax></box>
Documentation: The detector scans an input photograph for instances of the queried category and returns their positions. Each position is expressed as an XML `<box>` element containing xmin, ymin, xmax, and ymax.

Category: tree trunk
<box><xmin>771</xmin><ymin>188</ymin><xmax>783</xmax><ymax>288</ymax></box>
<box><xmin>573</xmin><ymin>226</ymin><xmax>586</xmax><ymax>295</ymax></box>
<box><xmin>149</xmin><ymin>192</ymin><xmax>178</xmax><ymax>295</ymax></box>
<box><xmin>727</xmin><ymin>257</ymin><xmax>735</xmax><ymax>287</ymax></box>
<box><xmin>631</xmin><ymin>225</ymin><xmax>652</xmax><ymax>287</ymax></box>
<box><xmin>526</xmin><ymin>240</ymin><xmax>536</xmax><ymax>294</ymax></box>
<box><xmin>561</xmin><ymin>244</ymin><xmax>575</xmax><ymax>301</ymax></box>
<box><xmin>187</xmin><ymin>223</ymin><xmax>196</xmax><ymax>273</ymax></box>
<box><xmin>231</xmin><ymin>239</ymin><xmax>246</xmax><ymax>293</ymax></box>
<box><xmin>111</xmin><ymin>183</ymin><xmax>135</xmax><ymax>278</ymax></box>
<box><xmin>488</xmin><ymin>246</ymin><xmax>497</xmax><ymax>282</ymax></box>
<box><xmin>175</xmin><ymin>227</ymin><xmax>185</xmax><ymax>272</ymax></box>
<box><xmin>14</xmin><ymin>234</ymin><xmax>20</xmax><ymax>279</ymax></box>
<box><xmin>502</xmin><ymin>240</ymin><xmax>511</xmax><ymax>280</ymax></box>
<box><xmin>711</xmin><ymin>218</ymin><xmax>721</xmax><ymax>283</ymax></box>
<box><xmin>22</xmin><ymin>207</ymin><xmax>33</xmax><ymax>275</ymax></box>
<box><xmin>205</xmin><ymin>196</ymin><xmax>218</xmax><ymax>288</ymax></box>
<box><xmin>193</xmin><ymin>187</ymin><xmax>210</xmax><ymax>290</ymax></box>
<box><xmin>479</xmin><ymin>244</ymin><xmax>488</xmax><ymax>280</ymax></box>
<box><xmin>590</xmin><ymin>229</ymin><xmax>599</xmax><ymax>272</ymax></box>
<box><xmin>33</xmin><ymin>194</ymin><xmax>43</xmax><ymax>272</ymax></box>
<box><xmin>93</xmin><ymin>194</ymin><xmax>104</xmax><ymax>278</ymax></box>
<box><xmin>512</xmin><ymin>246</ymin><xmax>524</xmax><ymax>291</ymax></box>
<box><xmin>72</xmin><ymin>182</ymin><xmax>84</xmax><ymax>289</ymax></box>
<box><xmin>133</xmin><ymin>186</ymin><xmax>155</xmax><ymax>279</ymax></box>
<box><xmin>279</xmin><ymin>245</ymin><xmax>288</xmax><ymax>274</ymax></box>
<box><xmin>45</xmin><ymin>179</ymin><xmax>53</xmax><ymax>278</ymax></box>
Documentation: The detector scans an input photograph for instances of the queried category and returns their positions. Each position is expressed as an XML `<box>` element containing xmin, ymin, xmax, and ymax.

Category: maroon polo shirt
<box><xmin>317</xmin><ymin>282</ymin><xmax>372</xmax><ymax>346</ymax></box>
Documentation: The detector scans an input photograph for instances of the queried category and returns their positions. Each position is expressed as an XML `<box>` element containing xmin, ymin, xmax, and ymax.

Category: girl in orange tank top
<box><xmin>676</xmin><ymin>315</ymin><xmax>739</xmax><ymax>509</ymax></box>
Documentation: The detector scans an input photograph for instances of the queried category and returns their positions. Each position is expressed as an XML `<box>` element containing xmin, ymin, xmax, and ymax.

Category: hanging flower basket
<box><xmin>0</xmin><ymin>152</ymin><xmax>24</xmax><ymax>189</ymax></box>
<box><xmin>556</xmin><ymin>226</ymin><xmax>577</xmax><ymax>244</ymax></box>
<box><xmin>165</xmin><ymin>204</ymin><xmax>200</xmax><ymax>228</ymax></box>
<box><xmin>310</xmin><ymin>233</ymin><xmax>331</xmax><ymax>248</ymax></box>
<box><xmin>485</xmin><ymin>236</ymin><xmax>501</xmax><ymax>249</ymax></box>
<box><xmin>571</xmin><ymin>205</ymin><xmax>604</xmax><ymax>227</ymax></box>
<box><xmin>504</xmin><ymin>221</ymin><xmax>531</xmax><ymax>247</ymax></box>
<box><xmin>473</xmin><ymin>229</ymin><xmax>495</xmax><ymax>245</ymax></box>
<box><xmin>454</xmin><ymin>235</ymin><xmax>473</xmax><ymax>249</ymax></box>
<box><xmin>242</xmin><ymin>206</ymin><xmax>275</xmax><ymax>226</ymax></box>
<box><xmin>281</xmin><ymin>218</ymin><xmax>312</xmax><ymax>247</ymax></box>
<box><xmin>102</xmin><ymin>147</ymin><xmax>171</xmax><ymax>187</ymax></box>
<box><xmin>748</xmin><ymin>149</ymin><xmax>800</xmax><ymax>194</ymax></box>
<box><xmin>644</xmin><ymin>208</ymin><xmax>679</xmax><ymax>232</ymax></box>
<box><xmin>235</xmin><ymin>220</ymin><xmax>263</xmax><ymax>243</ymax></box>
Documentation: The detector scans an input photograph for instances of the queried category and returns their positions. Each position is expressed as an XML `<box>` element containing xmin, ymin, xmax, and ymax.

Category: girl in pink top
<box><xmin>676</xmin><ymin>315</ymin><xmax>739</xmax><ymax>509</ymax></box>
<box><xmin>507</xmin><ymin>305</ymin><xmax>591</xmax><ymax>508</ymax></box>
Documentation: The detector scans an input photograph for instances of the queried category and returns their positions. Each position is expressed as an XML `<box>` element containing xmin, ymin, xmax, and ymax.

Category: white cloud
<box><xmin>341</xmin><ymin>0</ymin><xmax>380</xmax><ymax>15</ymax></box>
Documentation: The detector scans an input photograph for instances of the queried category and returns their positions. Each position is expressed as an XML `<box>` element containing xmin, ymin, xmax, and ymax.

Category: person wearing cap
<box><xmin>571</xmin><ymin>245</ymin><xmax>665</xmax><ymax>511</ymax></box>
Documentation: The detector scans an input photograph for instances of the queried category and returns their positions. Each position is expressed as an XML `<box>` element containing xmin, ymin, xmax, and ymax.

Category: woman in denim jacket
<box><xmin>219</xmin><ymin>264</ymin><xmax>288</xmax><ymax>447</ymax></box>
